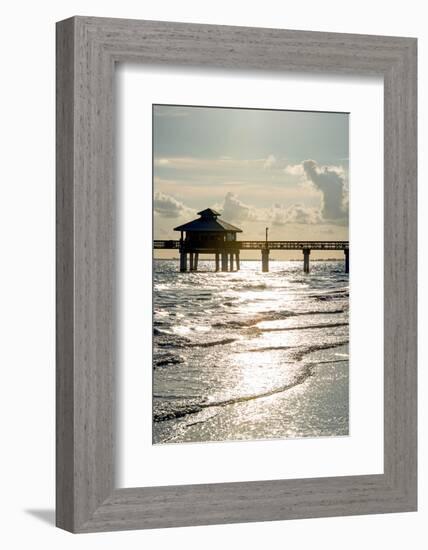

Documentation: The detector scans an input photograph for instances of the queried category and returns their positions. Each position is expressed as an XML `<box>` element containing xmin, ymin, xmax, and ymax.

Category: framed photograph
<box><xmin>56</xmin><ymin>16</ymin><xmax>417</xmax><ymax>532</ymax></box>
<box><xmin>151</xmin><ymin>103</ymin><xmax>351</xmax><ymax>446</ymax></box>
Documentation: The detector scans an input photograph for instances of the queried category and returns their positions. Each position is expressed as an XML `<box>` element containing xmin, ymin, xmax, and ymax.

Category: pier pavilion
<box><xmin>174</xmin><ymin>208</ymin><xmax>242</xmax><ymax>272</ymax></box>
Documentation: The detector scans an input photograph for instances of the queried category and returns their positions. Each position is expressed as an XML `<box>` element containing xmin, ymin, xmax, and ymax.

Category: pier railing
<box><xmin>238</xmin><ymin>240</ymin><xmax>348</xmax><ymax>250</ymax></box>
<box><xmin>154</xmin><ymin>240</ymin><xmax>181</xmax><ymax>249</ymax></box>
<box><xmin>154</xmin><ymin>240</ymin><xmax>348</xmax><ymax>251</ymax></box>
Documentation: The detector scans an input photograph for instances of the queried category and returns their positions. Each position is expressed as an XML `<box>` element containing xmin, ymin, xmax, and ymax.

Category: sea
<box><xmin>153</xmin><ymin>259</ymin><xmax>349</xmax><ymax>445</ymax></box>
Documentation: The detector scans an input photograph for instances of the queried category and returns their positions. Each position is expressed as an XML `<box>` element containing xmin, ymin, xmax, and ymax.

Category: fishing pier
<box><xmin>154</xmin><ymin>208</ymin><xmax>349</xmax><ymax>273</ymax></box>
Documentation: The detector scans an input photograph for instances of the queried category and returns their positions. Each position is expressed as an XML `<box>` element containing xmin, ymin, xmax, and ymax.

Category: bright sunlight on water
<box><xmin>153</xmin><ymin>259</ymin><xmax>349</xmax><ymax>444</ymax></box>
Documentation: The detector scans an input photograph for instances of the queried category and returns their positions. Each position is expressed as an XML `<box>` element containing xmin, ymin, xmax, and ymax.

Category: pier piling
<box><xmin>179</xmin><ymin>251</ymin><xmax>187</xmax><ymax>272</ymax></box>
<box><xmin>344</xmin><ymin>249</ymin><xmax>349</xmax><ymax>273</ymax></box>
<box><xmin>221</xmin><ymin>251</ymin><xmax>228</xmax><ymax>272</ymax></box>
<box><xmin>303</xmin><ymin>248</ymin><xmax>310</xmax><ymax>273</ymax></box>
<box><xmin>261</xmin><ymin>249</ymin><xmax>269</xmax><ymax>272</ymax></box>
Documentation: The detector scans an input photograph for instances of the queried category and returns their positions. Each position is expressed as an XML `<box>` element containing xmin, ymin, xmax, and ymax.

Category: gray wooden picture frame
<box><xmin>56</xmin><ymin>16</ymin><xmax>417</xmax><ymax>533</ymax></box>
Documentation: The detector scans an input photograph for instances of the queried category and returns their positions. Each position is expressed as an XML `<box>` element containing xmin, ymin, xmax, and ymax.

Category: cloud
<box><xmin>153</xmin><ymin>156</ymin><xmax>349</xmax><ymax>228</ymax></box>
<box><xmin>263</xmin><ymin>154</ymin><xmax>277</xmax><ymax>169</ymax></box>
<box><xmin>218</xmin><ymin>193</ymin><xmax>321</xmax><ymax>227</ymax></box>
<box><xmin>154</xmin><ymin>156</ymin><xmax>248</xmax><ymax>171</ymax></box>
<box><xmin>154</xmin><ymin>155</ymin><xmax>285</xmax><ymax>173</ymax></box>
<box><xmin>220</xmin><ymin>192</ymin><xmax>259</xmax><ymax>222</ymax></box>
<box><xmin>284</xmin><ymin>164</ymin><xmax>305</xmax><ymax>176</ymax></box>
<box><xmin>270</xmin><ymin>203</ymin><xmax>323</xmax><ymax>226</ymax></box>
<box><xmin>153</xmin><ymin>191</ymin><xmax>192</xmax><ymax>218</ymax></box>
<box><xmin>302</xmin><ymin>160</ymin><xmax>348</xmax><ymax>223</ymax></box>
<box><xmin>154</xmin><ymin>158</ymin><xmax>170</xmax><ymax>166</ymax></box>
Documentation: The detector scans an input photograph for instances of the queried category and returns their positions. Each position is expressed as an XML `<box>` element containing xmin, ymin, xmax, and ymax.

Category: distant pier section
<box><xmin>154</xmin><ymin>208</ymin><xmax>349</xmax><ymax>273</ymax></box>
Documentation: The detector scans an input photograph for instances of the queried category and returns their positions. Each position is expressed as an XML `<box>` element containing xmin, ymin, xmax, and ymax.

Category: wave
<box><xmin>156</xmin><ymin>332</ymin><xmax>192</xmax><ymax>348</ymax></box>
<box><xmin>155</xmin><ymin>310</ymin><xmax>347</xmax><ymax>353</ymax></box>
<box><xmin>187</xmin><ymin>337</ymin><xmax>238</xmax><ymax>348</ymax></box>
<box><xmin>315</xmin><ymin>294</ymin><xmax>348</xmax><ymax>302</ymax></box>
<box><xmin>292</xmin><ymin>340</ymin><xmax>349</xmax><ymax>361</ymax></box>
<box><xmin>211</xmin><ymin>308</ymin><xmax>345</xmax><ymax>330</ymax></box>
<box><xmin>153</xmin><ymin>327</ymin><xmax>171</xmax><ymax>336</ymax></box>
<box><xmin>154</xmin><ymin>342</ymin><xmax>350</xmax><ymax>422</ymax></box>
<box><xmin>247</xmin><ymin>340</ymin><xmax>348</xmax><ymax>356</ymax></box>
<box><xmin>154</xmin><ymin>353</ymin><xmax>185</xmax><ymax>368</ymax></box>
<box><xmin>156</xmin><ymin>332</ymin><xmax>238</xmax><ymax>350</ymax></box>
<box><xmin>235</xmin><ymin>282</ymin><xmax>268</xmax><ymax>290</ymax></box>
<box><xmin>153</xmin><ymin>364</ymin><xmax>314</xmax><ymax>423</ymax></box>
<box><xmin>292</xmin><ymin>308</ymin><xmax>345</xmax><ymax>316</ymax></box>
<box><xmin>309</xmin><ymin>289</ymin><xmax>349</xmax><ymax>301</ymax></box>
<box><xmin>246</xmin><ymin>345</ymin><xmax>294</xmax><ymax>352</ymax></box>
<box><xmin>256</xmin><ymin>321</ymin><xmax>348</xmax><ymax>333</ymax></box>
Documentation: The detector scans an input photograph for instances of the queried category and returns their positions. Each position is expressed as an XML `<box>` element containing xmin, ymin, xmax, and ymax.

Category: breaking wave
<box><xmin>153</xmin><ymin>363</ymin><xmax>314</xmax><ymax>422</ymax></box>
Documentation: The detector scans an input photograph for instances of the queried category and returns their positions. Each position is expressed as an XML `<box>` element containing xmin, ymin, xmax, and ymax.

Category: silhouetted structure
<box><xmin>156</xmin><ymin>208</ymin><xmax>349</xmax><ymax>273</ymax></box>
<box><xmin>174</xmin><ymin>208</ymin><xmax>242</xmax><ymax>272</ymax></box>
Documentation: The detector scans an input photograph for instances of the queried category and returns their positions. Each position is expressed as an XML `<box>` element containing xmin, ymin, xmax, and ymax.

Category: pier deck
<box><xmin>155</xmin><ymin>240</ymin><xmax>348</xmax><ymax>251</ymax></box>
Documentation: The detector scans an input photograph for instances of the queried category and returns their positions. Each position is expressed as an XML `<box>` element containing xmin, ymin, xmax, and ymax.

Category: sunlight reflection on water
<box><xmin>153</xmin><ymin>259</ymin><xmax>349</xmax><ymax>444</ymax></box>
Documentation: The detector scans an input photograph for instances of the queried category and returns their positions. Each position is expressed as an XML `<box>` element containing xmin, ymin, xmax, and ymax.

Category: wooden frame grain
<box><xmin>56</xmin><ymin>16</ymin><xmax>417</xmax><ymax>533</ymax></box>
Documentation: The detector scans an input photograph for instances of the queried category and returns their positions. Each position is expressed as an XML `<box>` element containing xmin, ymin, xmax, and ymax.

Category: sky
<box><xmin>153</xmin><ymin>104</ymin><xmax>349</xmax><ymax>258</ymax></box>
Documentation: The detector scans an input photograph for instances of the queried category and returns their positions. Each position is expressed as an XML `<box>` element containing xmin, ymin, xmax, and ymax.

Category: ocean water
<box><xmin>153</xmin><ymin>259</ymin><xmax>349</xmax><ymax>444</ymax></box>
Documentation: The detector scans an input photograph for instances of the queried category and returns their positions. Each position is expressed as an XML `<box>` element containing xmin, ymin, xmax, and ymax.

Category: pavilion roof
<box><xmin>174</xmin><ymin>208</ymin><xmax>242</xmax><ymax>233</ymax></box>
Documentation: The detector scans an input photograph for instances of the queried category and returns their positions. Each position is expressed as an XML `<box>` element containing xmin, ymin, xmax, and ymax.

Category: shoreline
<box><xmin>153</xmin><ymin>343</ymin><xmax>349</xmax><ymax>445</ymax></box>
